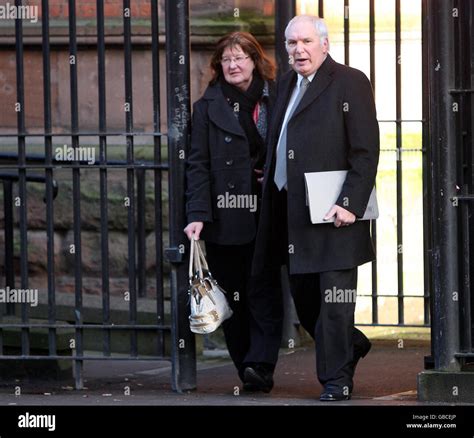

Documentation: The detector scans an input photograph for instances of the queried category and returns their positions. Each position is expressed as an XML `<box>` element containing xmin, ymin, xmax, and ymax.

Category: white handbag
<box><xmin>188</xmin><ymin>237</ymin><xmax>233</xmax><ymax>334</ymax></box>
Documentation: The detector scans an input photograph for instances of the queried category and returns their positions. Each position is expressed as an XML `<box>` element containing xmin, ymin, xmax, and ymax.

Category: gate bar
<box><xmin>275</xmin><ymin>0</ymin><xmax>295</xmax><ymax>78</ymax></box>
<box><xmin>42</xmin><ymin>0</ymin><xmax>57</xmax><ymax>361</ymax></box>
<box><xmin>427</xmin><ymin>0</ymin><xmax>460</xmax><ymax>371</ymax></box>
<box><xmin>455</xmin><ymin>0</ymin><xmax>473</xmax><ymax>353</ymax></box>
<box><xmin>344</xmin><ymin>0</ymin><xmax>349</xmax><ymax>66</ymax></box>
<box><xmin>165</xmin><ymin>0</ymin><xmax>196</xmax><ymax>392</ymax></box>
<box><xmin>369</xmin><ymin>0</ymin><xmax>378</xmax><ymax>324</ymax></box>
<box><xmin>395</xmin><ymin>0</ymin><xmax>404</xmax><ymax>324</ymax></box>
<box><xmin>15</xmin><ymin>0</ymin><xmax>30</xmax><ymax>356</ymax></box>
<box><xmin>137</xmin><ymin>169</ymin><xmax>147</xmax><ymax>299</ymax></box>
<box><xmin>123</xmin><ymin>0</ymin><xmax>138</xmax><ymax>358</ymax></box>
<box><xmin>151</xmin><ymin>0</ymin><xmax>165</xmax><ymax>357</ymax></box>
<box><xmin>421</xmin><ymin>0</ymin><xmax>432</xmax><ymax>330</ymax></box>
<box><xmin>96</xmin><ymin>0</ymin><xmax>112</xmax><ymax>358</ymax></box>
<box><xmin>68</xmin><ymin>0</ymin><xmax>84</xmax><ymax>390</ymax></box>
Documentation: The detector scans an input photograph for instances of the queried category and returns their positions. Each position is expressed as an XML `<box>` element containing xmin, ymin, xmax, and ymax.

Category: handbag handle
<box><xmin>189</xmin><ymin>237</ymin><xmax>206</xmax><ymax>282</ymax></box>
<box><xmin>194</xmin><ymin>238</ymin><xmax>209</xmax><ymax>273</ymax></box>
<box><xmin>188</xmin><ymin>237</ymin><xmax>196</xmax><ymax>282</ymax></box>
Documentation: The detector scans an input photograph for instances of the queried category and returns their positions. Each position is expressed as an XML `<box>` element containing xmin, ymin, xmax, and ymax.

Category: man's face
<box><xmin>286</xmin><ymin>20</ymin><xmax>328</xmax><ymax>77</ymax></box>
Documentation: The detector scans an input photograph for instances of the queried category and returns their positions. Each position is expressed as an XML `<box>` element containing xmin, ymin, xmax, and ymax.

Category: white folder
<box><xmin>304</xmin><ymin>170</ymin><xmax>379</xmax><ymax>224</ymax></box>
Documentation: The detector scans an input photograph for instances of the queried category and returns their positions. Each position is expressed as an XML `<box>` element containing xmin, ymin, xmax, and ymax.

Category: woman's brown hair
<box><xmin>209</xmin><ymin>32</ymin><xmax>276</xmax><ymax>84</ymax></box>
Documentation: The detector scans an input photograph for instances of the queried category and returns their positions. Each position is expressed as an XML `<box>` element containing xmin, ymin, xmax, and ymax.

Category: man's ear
<box><xmin>322</xmin><ymin>37</ymin><xmax>330</xmax><ymax>53</ymax></box>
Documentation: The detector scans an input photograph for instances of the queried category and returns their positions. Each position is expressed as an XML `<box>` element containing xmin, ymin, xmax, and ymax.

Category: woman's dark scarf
<box><xmin>219</xmin><ymin>71</ymin><xmax>266</xmax><ymax>171</ymax></box>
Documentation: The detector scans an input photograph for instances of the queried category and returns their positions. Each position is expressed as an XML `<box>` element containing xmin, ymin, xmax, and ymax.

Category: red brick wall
<box><xmin>20</xmin><ymin>0</ymin><xmax>274</xmax><ymax>20</ymax></box>
<box><xmin>21</xmin><ymin>0</ymin><xmax>154</xmax><ymax>19</ymax></box>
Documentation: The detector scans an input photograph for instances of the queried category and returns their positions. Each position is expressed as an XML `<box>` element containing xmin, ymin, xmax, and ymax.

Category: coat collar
<box><xmin>262</xmin><ymin>55</ymin><xmax>337</xmax><ymax>193</ymax></box>
<box><xmin>202</xmin><ymin>83</ymin><xmax>246</xmax><ymax>137</ymax></box>
<box><xmin>284</xmin><ymin>54</ymin><xmax>337</xmax><ymax>120</ymax></box>
<box><xmin>268</xmin><ymin>71</ymin><xmax>296</xmax><ymax>141</ymax></box>
<box><xmin>276</xmin><ymin>54</ymin><xmax>337</xmax><ymax>122</ymax></box>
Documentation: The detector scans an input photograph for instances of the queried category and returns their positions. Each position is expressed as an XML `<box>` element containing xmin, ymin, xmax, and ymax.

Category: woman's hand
<box><xmin>184</xmin><ymin>222</ymin><xmax>204</xmax><ymax>240</ymax></box>
<box><xmin>254</xmin><ymin>168</ymin><xmax>264</xmax><ymax>184</ymax></box>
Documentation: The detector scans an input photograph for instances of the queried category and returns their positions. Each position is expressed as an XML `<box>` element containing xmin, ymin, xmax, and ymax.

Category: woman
<box><xmin>184</xmin><ymin>32</ymin><xmax>283</xmax><ymax>392</ymax></box>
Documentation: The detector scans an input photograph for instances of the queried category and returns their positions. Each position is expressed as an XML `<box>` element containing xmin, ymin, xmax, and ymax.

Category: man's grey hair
<box><xmin>285</xmin><ymin>15</ymin><xmax>329</xmax><ymax>47</ymax></box>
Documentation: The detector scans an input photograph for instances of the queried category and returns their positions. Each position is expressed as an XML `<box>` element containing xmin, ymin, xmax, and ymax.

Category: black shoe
<box><xmin>320</xmin><ymin>384</ymin><xmax>352</xmax><ymax>402</ymax></box>
<box><xmin>351</xmin><ymin>338</ymin><xmax>372</xmax><ymax>372</ymax></box>
<box><xmin>320</xmin><ymin>391</ymin><xmax>352</xmax><ymax>401</ymax></box>
<box><xmin>240</xmin><ymin>366</ymin><xmax>260</xmax><ymax>392</ymax></box>
<box><xmin>243</xmin><ymin>365</ymin><xmax>274</xmax><ymax>393</ymax></box>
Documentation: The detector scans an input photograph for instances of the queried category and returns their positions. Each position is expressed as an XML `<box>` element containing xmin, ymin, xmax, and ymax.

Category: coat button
<box><xmin>225</xmin><ymin>159</ymin><xmax>233</xmax><ymax>166</ymax></box>
<box><xmin>227</xmin><ymin>182</ymin><xmax>235</xmax><ymax>189</ymax></box>
<box><xmin>224</xmin><ymin>136</ymin><xmax>232</xmax><ymax>143</ymax></box>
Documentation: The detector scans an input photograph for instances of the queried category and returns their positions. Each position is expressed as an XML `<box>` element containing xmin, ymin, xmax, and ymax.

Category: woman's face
<box><xmin>221</xmin><ymin>44</ymin><xmax>255</xmax><ymax>91</ymax></box>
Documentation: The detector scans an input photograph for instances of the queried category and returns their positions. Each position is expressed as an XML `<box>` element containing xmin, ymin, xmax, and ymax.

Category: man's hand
<box><xmin>324</xmin><ymin>205</ymin><xmax>356</xmax><ymax>228</ymax></box>
<box><xmin>184</xmin><ymin>221</ymin><xmax>204</xmax><ymax>240</ymax></box>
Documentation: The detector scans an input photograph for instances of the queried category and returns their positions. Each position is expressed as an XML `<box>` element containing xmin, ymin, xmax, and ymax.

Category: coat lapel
<box><xmin>290</xmin><ymin>55</ymin><xmax>336</xmax><ymax>120</ymax></box>
<box><xmin>205</xmin><ymin>84</ymin><xmax>246</xmax><ymax>137</ymax></box>
<box><xmin>262</xmin><ymin>57</ymin><xmax>336</xmax><ymax>194</ymax></box>
<box><xmin>262</xmin><ymin>71</ymin><xmax>296</xmax><ymax>193</ymax></box>
<box><xmin>270</xmin><ymin>71</ymin><xmax>297</xmax><ymax>146</ymax></box>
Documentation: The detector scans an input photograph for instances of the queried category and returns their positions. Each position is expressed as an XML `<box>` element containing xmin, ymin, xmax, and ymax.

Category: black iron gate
<box><xmin>417</xmin><ymin>0</ymin><xmax>473</xmax><ymax>402</ymax></box>
<box><xmin>0</xmin><ymin>0</ymin><xmax>195</xmax><ymax>392</ymax></box>
<box><xmin>425</xmin><ymin>0</ymin><xmax>474</xmax><ymax>370</ymax></box>
<box><xmin>1</xmin><ymin>0</ymin><xmax>463</xmax><ymax>393</ymax></box>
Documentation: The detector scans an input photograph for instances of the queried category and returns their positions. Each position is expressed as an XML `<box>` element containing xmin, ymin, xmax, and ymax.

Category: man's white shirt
<box><xmin>275</xmin><ymin>72</ymin><xmax>316</xmax><ymax>157</ymax></box>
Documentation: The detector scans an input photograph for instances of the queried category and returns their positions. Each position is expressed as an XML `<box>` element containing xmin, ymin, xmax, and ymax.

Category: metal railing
<box><xmin>425</xmin><ymin>0</ymin><xmax>473</xmax><ymax>370</ymax></box>
<box><xmin>1</xmin><ymin>0</ymin><xmax>456</xmax><ymax>390</ymax></box>
<box><xmin>0</xmin><ymin>0</ymin><xmax>195</xmax><ymax>391</ymax></box>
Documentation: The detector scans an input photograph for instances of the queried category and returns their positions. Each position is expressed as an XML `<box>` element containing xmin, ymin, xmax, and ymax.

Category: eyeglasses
<box><xmin>221</xmin><ymin>55</ymin><xmax>249</xmax><ymax>66</ymax></box>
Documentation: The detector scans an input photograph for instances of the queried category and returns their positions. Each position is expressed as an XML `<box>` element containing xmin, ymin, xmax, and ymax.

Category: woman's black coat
<box><xmin>185</xmin><ymin>81</ymin><xmax>275</xmax><ymax>245</ymax></box>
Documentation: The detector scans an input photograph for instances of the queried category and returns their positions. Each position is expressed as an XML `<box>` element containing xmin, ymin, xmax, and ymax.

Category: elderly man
<box><xmin>248</xmin><ymin>15</ymin><xmax>379</xmax><ymax>400</ymax></box>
